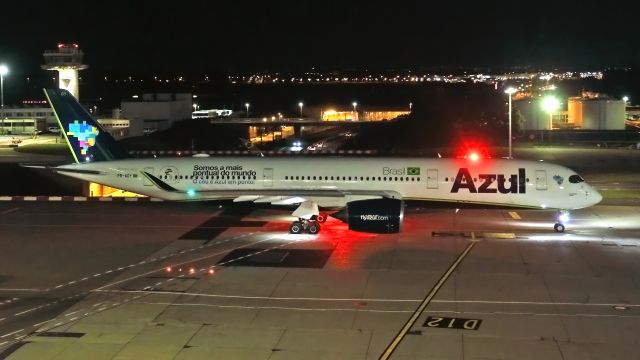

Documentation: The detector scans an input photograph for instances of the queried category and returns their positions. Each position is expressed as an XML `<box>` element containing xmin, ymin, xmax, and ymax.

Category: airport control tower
<box><xmin>42</xmin><ymin>43</ymin><xmax>88</xmax><ymax>99</ymax></box>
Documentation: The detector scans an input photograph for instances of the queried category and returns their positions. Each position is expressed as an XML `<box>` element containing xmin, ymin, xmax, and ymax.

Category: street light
<box><xmin>298</xmin><ymin>102</ymin><xmax>303</xmax><ymax>117</ymax></box>
<box><xmin>0</xmin><ymin>64</ymin><xmax>7</xmax><ymax>134</ymax></box>
<box><xmin>409</xmin><ymin>102</ymin><xmax>413</xmax><ymax>111</ymax></box>
<box><xmin>542</xmin><ymin>96</ymin><xmax>560</xmax><ymax>130</ymax></box>
<box><xmin>245</xmin><ymin>102</ymin><xmax>250</xmax><ymax>117</ymax></box>
<box><xmin>352</xmin><ymin>101</ymin><xmax>358</xmax><ymax>120</ymax></box>
<box><xmin>504</xmin><ymin>87</ymin><xmax>517</xmax><ymax>159</ymax></box>
<box><xmin>623</xmin><ymin>96</ymin><xmax>629</xmax><ymax>104</ymax></box>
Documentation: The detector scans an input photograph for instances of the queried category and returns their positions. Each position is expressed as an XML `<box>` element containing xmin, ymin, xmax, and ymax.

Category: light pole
<box><xmin>245</xmin><ymin>102</ymin><xmax>250</xmax><ymax>117</ymax></box>
<box><xmin>352</xmin><ymin>101</ymin><xmax>358</xmax><ymax>120</ymax></box>
<box><xmin>504</xmin><ymin>87</ymin><xmax>516</xmax><ymax>158</ymax></box>
<box><xmin>409</xmin><ymin>102</ymin><xmax>413</xmax><ymax>111</ymax></box>
<box><xmin>542</xmin><ymin>96</ymin><xmax>560</xmax><ymax>143</ymax></box>
<box><xmin>298</xmin><ymin>102</ymin><xmax>303</xmax><ymax>117</ymax></box>
<box><xmin>0</xmin><ymin>64</ymin><xmax>7</xmax><ymax>134</ymax></box>
<box><xmin>542</xmin><ymin>96</ymin><xmax>560</xmax><ymax>130</ymax></box>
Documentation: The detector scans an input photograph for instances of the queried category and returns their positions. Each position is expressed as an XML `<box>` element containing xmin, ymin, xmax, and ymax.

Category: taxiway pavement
<box><xmin>0</xmin><ymin>201</ymin><xmax>639</xmax><ymax>359</ymax></box>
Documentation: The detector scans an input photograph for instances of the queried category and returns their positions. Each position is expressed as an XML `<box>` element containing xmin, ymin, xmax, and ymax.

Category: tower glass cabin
<box><xmin>42</xmin><ymin>43</ymin><xmax>88</xmax><ymax>100</ymax></box>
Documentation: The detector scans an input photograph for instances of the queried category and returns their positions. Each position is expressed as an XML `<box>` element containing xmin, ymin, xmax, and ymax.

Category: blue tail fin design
<box><xmin>44</xmin><ymin>89</ymin><xmax>128</xmax><ymax>163</ymax></box>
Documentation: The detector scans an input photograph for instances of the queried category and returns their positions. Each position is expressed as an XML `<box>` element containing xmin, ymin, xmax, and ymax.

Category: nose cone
<box><xmin>589</xmin><ymin>187</ymin><xmax>603</xmax><ymax>206</ymax></box>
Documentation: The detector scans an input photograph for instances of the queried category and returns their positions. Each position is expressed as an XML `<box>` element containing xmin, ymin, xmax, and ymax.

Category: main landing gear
<box><xmin>553</xmin><ymin>210</ymin><xmax>570</xmax><ymax>233</ymax></box>
<box><xmin>289</xmin><ymin>214</ymin><xmax>327</xmax><ymax>235</ymax></box>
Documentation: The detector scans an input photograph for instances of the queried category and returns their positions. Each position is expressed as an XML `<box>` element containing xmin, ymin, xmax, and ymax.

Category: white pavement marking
<box><xmin>140</xmin><ymin>301</ymin><xmax>415</xmax><ymax>313</ymax></box>
<box><xmin>95</xmin><ymin>234</ymin><xmax>273</xmax><ymax>291</ymax></box>
<box><xmin>0</xmin><ymin>207</ymin><xmax>19</xmax><ymax>215</ymax></box>
<box><xmin>45</xmin><ymin>233</ymin><xmax>253</xmax><ymax>291</ymax></box>
<box><xmin>15</xmin><ymin>307</ymin><xmax>37</xmax><ymax>316</ymax></box>
<box><xmin>1</xmin><ymin>329</ymin><xmax>23</xmax><ymax>338</ymax></box>
<box><xmin>0</xmin><ymin>288</ymin><xmax>44</xmax><ymax>292</ymax></box>
<box><xmin>33</xmin><ymin>319</ymin><xmax>52</xmax><ymax>327</ymax></box>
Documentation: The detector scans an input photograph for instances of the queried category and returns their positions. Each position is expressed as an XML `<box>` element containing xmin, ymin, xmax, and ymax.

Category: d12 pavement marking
<box><xmin>379</xmin><ymin>233</ymin><xmax>477</xmax><ymax>360</ymax></box>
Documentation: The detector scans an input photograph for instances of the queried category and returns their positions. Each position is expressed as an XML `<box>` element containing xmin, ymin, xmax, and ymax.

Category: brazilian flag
<box><xmin>407</xmin><ymin>167</ymin><xmax>420</xmax><ymax>175</ymax></box>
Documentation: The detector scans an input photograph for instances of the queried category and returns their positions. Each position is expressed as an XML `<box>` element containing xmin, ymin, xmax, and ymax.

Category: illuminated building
<box><xmin>567</xmin><ymin>92</ymin><xmax>625</xmax><ymax>130</ymax></box>
<box><xmin>1</xmin><ymin>100</ymin><xmax>55</xmax><ymax>131</ymax></box>
<box><xmin>42</xmin><ymin>44</ymin><xmax>88</xmax><ymax>99</ymax></box>
<box><xmin>320</xmin><ymin>106</ymin><xmax>410</xmax><ymax>122</ymax></box>
<box><xmin>97</xmin><ymin>118</ymin><xmax>130</xmax><ymax>139</ymax></box>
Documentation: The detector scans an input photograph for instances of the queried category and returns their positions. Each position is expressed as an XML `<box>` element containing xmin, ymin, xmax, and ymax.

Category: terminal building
<box><xmin>0</xmin><ymin>100</ymin><xmax>54</xmax><ymax>134</ymax></box>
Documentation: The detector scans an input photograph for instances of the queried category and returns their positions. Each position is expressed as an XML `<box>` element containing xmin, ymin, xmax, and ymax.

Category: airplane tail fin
<box><xmin>43</xmin><ymin>89</ymin><xmax>128</xmax><ymax>163</ymax></box>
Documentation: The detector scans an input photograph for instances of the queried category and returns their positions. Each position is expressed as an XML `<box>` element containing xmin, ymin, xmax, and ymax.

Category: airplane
<box><xmin>36</xmin><ymin>88</ymin><xmax>602</xmax><ymax>234</ymax></box>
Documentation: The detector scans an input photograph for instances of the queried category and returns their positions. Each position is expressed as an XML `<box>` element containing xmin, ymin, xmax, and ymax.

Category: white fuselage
<box><xmin>56</xmin><ymin>156</ymin><xmax>602</xmax><ymax>210</ymax></box>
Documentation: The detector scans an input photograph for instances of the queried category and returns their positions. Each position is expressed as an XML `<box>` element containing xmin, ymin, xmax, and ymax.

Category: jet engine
<box><xmin>332</xmin><ymin>198</ymin><xmax>403</xmax><ymax>233</ymax></box>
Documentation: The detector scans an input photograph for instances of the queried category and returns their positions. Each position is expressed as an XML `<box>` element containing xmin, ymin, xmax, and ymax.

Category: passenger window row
<box><xmin>283</xmin><ymin>175</ymin><xmax>420</xmax><ymax>182</ymax></box>
<box><xmin>159</xmin><ymin>175</ymin><xmax>258</xmax><ymax>180</ymax></box>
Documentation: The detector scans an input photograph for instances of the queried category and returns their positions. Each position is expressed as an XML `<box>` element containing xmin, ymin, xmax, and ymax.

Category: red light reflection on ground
<box><xmin>318</xmin><ymin>218</ymin><xmax>377</xmax><ymax>269</ymax></box>
<box><xmin>264</xmin><ymin>216</ymin><xmax>378</xmax><ymax>269</ymax></box>
<box><xmin>263</xmin><ymin>220</ymin><xmax>292</xmax><ymax>232</ymax></box>
<box><xmin>398</xmin><ymin>215</ymin><xmax>421</xmax><ymax>233</ymax></box>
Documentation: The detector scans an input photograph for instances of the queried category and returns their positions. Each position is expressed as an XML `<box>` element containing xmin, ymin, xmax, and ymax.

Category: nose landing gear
<box><xmin>554</xmin><ymin>210</ymin><xmax>570</xmax><ymax>232</ymax></box>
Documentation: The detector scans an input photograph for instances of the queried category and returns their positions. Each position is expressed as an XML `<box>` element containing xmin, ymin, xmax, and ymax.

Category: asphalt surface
<box><xmin>0</xmin><ymin>202</ymin><xmax>638</xmax><ymax>359</ymax></box>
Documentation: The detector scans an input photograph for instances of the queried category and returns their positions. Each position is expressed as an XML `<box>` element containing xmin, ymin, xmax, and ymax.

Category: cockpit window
<box><xmin>569</xmin><ymin>175</ymin><xmax>584</xmax><ymax>183</ymax></box>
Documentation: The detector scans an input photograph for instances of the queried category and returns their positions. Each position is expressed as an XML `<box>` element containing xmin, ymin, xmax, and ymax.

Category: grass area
<box><xmin>14</xmin><ymin>143</ymin><xmax>69</xmax><ymax>156</ymax></box>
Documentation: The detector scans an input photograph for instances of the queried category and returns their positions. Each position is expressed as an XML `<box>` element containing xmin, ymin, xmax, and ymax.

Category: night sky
<box><xmin>1</xmin><ymin>0</ymin><xmax>639</xmax><ymax>75</ymax></box>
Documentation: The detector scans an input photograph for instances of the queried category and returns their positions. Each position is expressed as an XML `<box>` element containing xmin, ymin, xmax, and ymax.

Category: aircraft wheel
<box><xmin>316</xmin><ymin>213</ymin><xmax>327</xmax><ymax>223</ymax></box>
<box><xmin>308</xmin><ymin>222</ymin><xmax>321</xmax><ymax>234</ymax></box>
<box><xmin>290</xmin><ymin>221</ymin><xmax>303</xmax><ymax>234</ymax></box>
<box><xmin>554</xmin><ymin>223</ymin><xmax>565</xmax><ymax>233</ymax></box>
